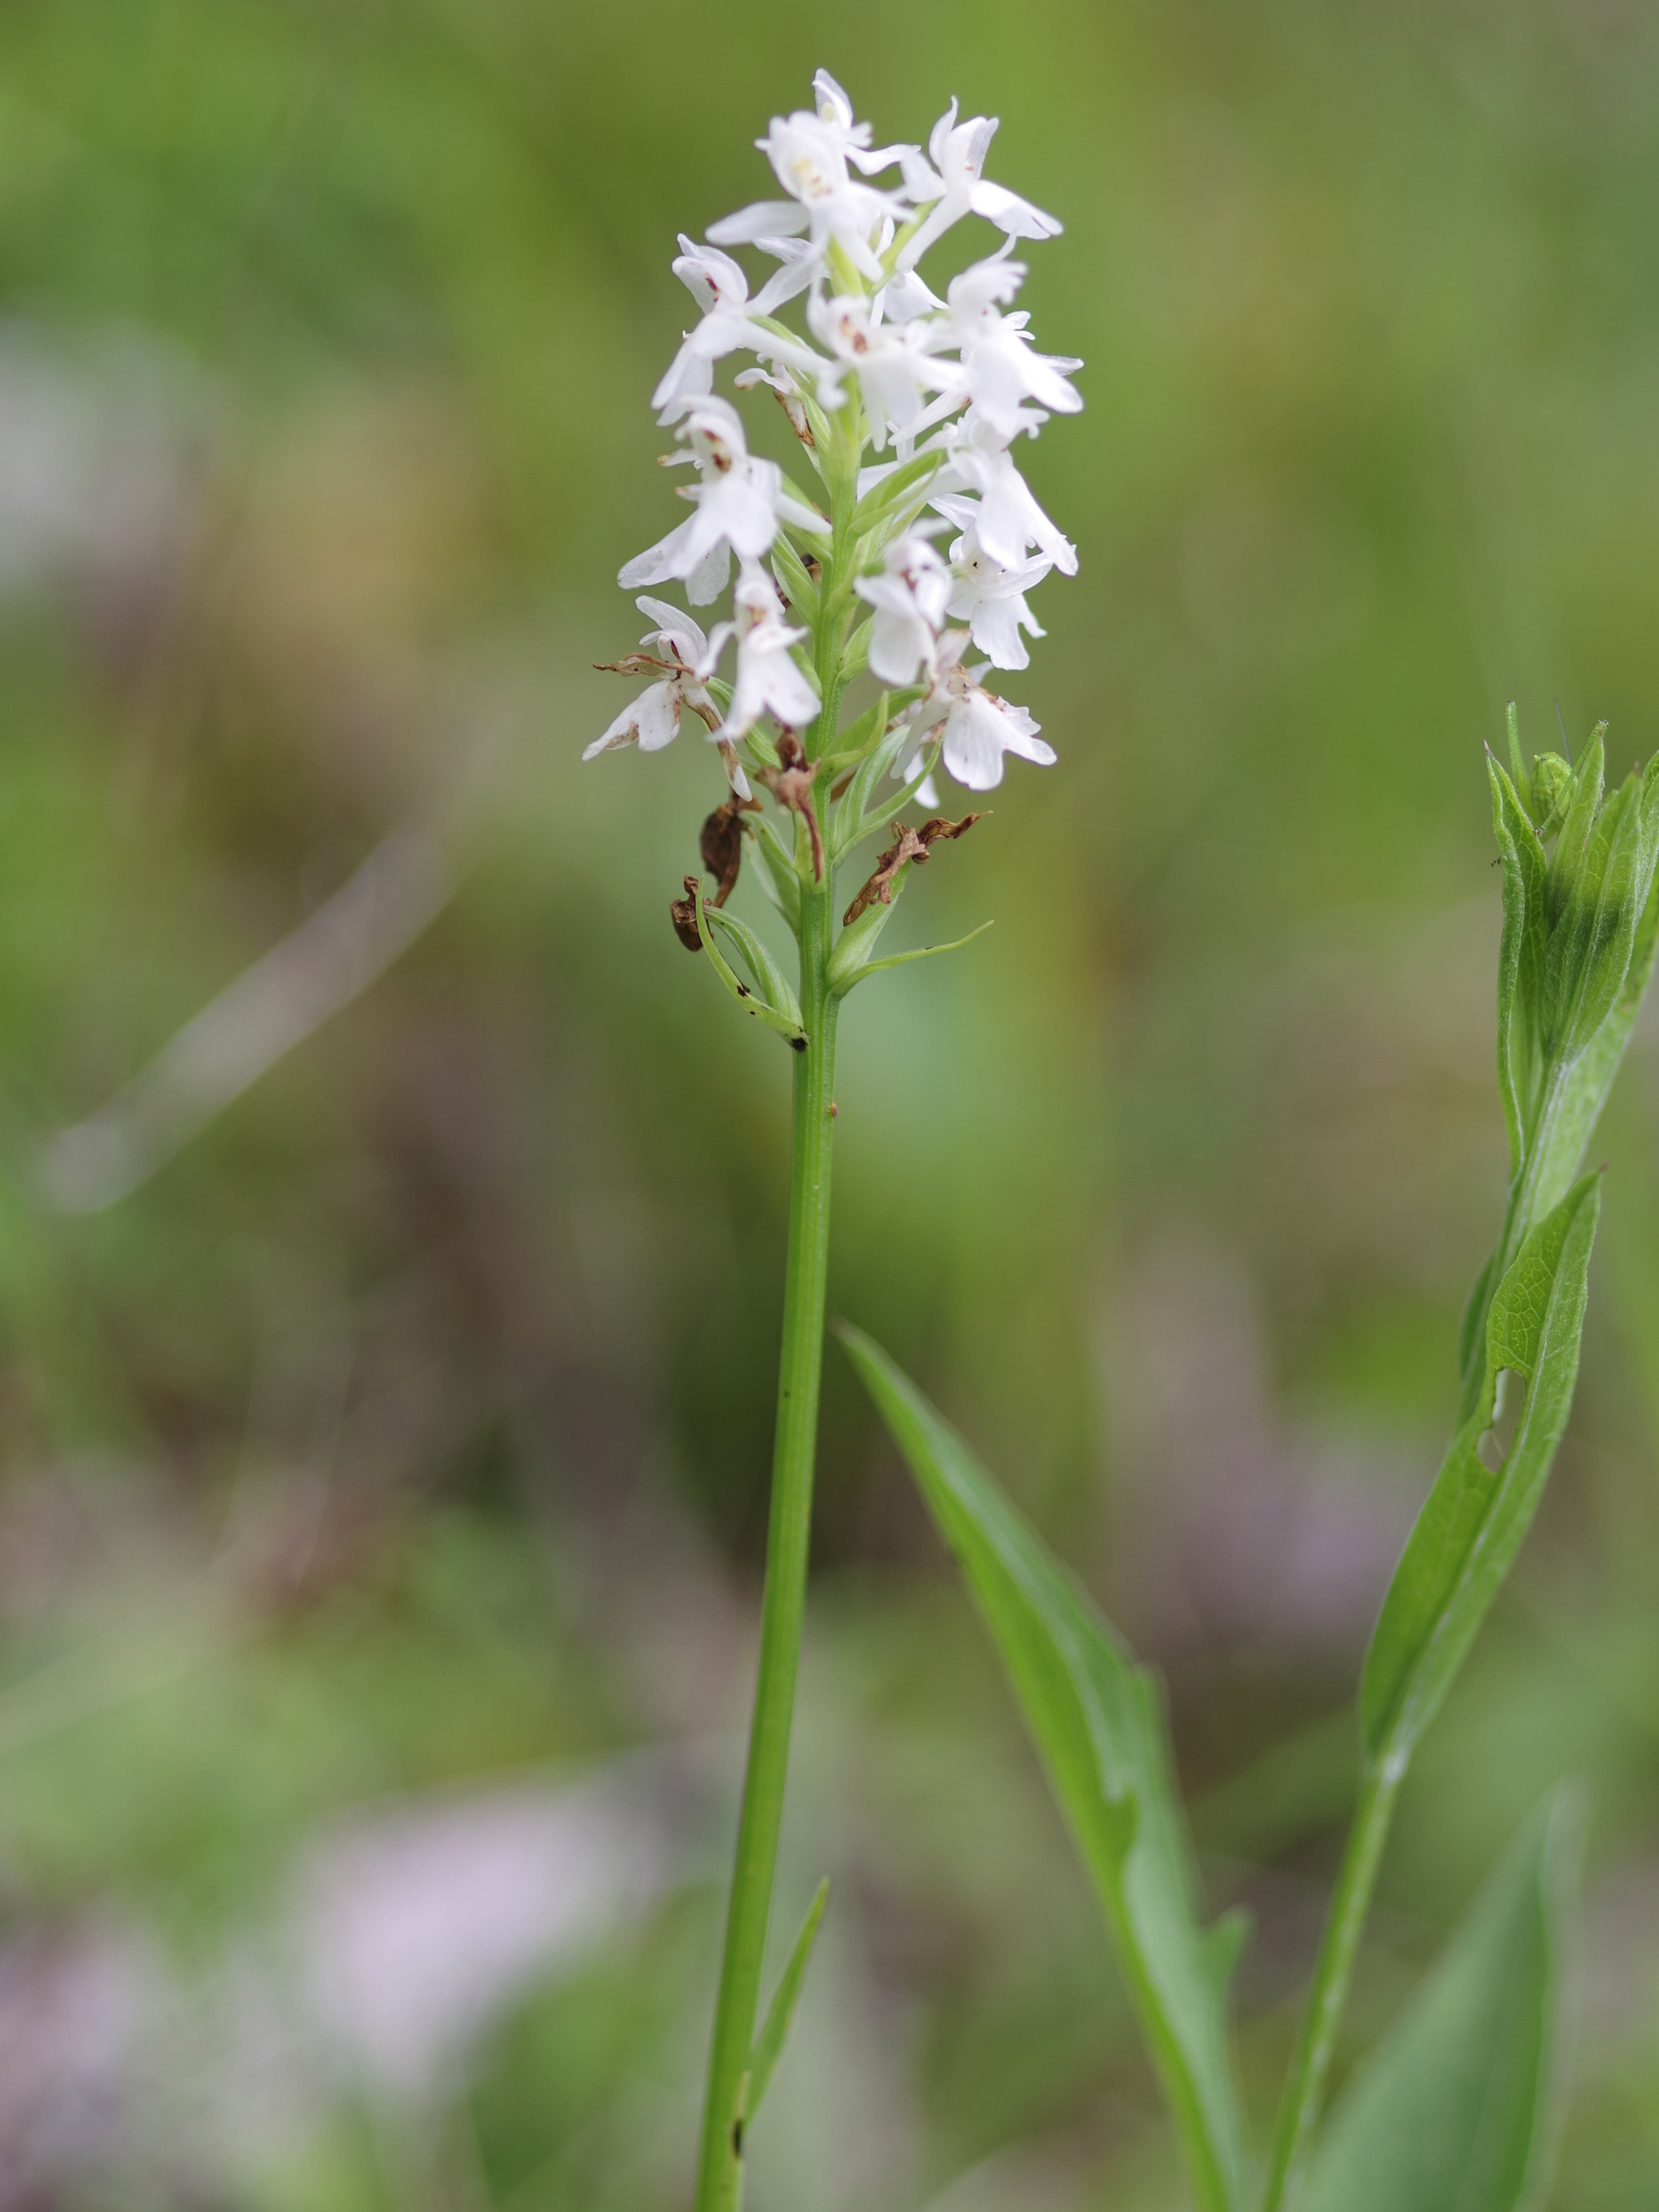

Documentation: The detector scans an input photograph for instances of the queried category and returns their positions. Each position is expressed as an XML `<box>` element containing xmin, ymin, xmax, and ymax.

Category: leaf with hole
<box><xmin>1361</xmin><ymin>1175</ymin><xmax>1599</xmax><ymax>1773</ymax></box>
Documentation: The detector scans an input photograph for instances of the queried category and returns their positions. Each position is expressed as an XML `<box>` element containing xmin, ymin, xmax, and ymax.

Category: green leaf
<box><xmin>745</xmin><ymin>817</ymin><xmax>802</xmax><ymax>937</ymax></box>
<box><xmin>1301</xmin><ymin>1789</ymin><xmax>1580</xmax><ymax>2212</ymax></box>
<box><xmin>848</xmin><ymin>449</ymin><xmax>944</xmax><ymax>537</ymax></box>
<box><xmin>693</xmin><ymin>883</ymin><xmax>806</xmax><ymax>1047</ymax></box>
<box><xmin>1544</xmin><ymin>726</ymin><xmax>1604</xmax><ymax>929</ymax></box>
<box><xmin>816</xmin><ymin>691</ymin><xmax>890</xmax><ymax>784</ymax></box>
<box><xmin>1361</xmin><ymin>1175</ymin><xmax>1600</xmax><ymax>1770</ymax></box>
<box><xmin>848</xmin><ymin>737</ymin><xmax>944</xmax><ymax>852</ymax></box>
<box><xmin>836</xmin><ymin>1326</ymin><xmax>1249</xmax><ymax>2212</ymax></box>
<box><xmin>1504</xmin><ymin>700</ymin><xmax>1533</xmax><ymax>816</ymax></box>
<box><xmin>1559</xmin><ymin>762</ymin><xmax>1659</xmax><ymax>1061</ymax></box>
<box><xmin>831</xmin><ymin>918</ymin><xmax>994</xmax><ymax>995</ymax></box>
<box><xmin>771</xmin><ymin>535</ymin><xmax>820</xmax><ymax>625</ymax></box>
<box><xmin>704</xmin><ymin>907</ymin><xmax>803</xmax><ymax>1029</ymax></box>
<box><xmin>824</xmin><ymin>875</ymin><xmax>910</xmax><ymax>991</ymax></box>
<box><xmin>1488</xmin><ymin>756</ymin><xmax>1549</xmax><ymax>1184</ymax></box>
<box><xmin>829</xmin><ymin>711</ymin><xmax>909</xmax><ymax>859</ymax></box>
<box><xmin>746</xmin><ymin>1878</ymin><xmax>829</xmax><ymax>2126</ymax></box>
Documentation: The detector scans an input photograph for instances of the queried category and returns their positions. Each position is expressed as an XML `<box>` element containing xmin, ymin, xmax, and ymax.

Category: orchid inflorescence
<box><xmin>586</xmin><ymin>68</ymin><xmax>1080</xmax><ymax>969</ymax></box>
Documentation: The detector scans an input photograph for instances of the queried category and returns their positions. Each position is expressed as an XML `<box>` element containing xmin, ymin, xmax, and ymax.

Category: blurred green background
<box><xmin>2</xmin><ymin>0</ymin><xmax>1659</xmax><ymax>2205</ymax></box>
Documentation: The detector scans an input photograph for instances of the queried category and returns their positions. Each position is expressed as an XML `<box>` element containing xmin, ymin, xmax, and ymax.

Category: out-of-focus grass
<box><xmin>1</xmin><ymin>0</ymin><xmax>1659</xmax><ymax>2205</ymax></box>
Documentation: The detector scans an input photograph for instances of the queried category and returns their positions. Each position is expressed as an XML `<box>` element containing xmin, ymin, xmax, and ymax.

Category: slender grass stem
<box><xmin>1259</xmin><ymin>1761</ymin><xmax>1403</xmax><ymax>2212</ymax></box>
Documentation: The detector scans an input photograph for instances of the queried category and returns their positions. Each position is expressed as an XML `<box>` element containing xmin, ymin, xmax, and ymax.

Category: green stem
<box><xmin>691</xmin><ymin>388</ymin><xmax>863</xmax><ymax>2212</ymax></box>
<box><xmin>691</xmin><ymin>808</ymin><xmax>840</xmax><ymax>2212</ymax></box>
<box><xmin>1259</xmin><ymin>1761</ymin><xmax>1403</xmax><ymax>2212</ymax></box>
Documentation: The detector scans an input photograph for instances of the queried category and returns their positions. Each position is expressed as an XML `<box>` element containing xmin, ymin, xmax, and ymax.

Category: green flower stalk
<box><xmin>584</xmin><ymin>68</ymin><xmax>1083</xmax><ymax>2212</ymax></box>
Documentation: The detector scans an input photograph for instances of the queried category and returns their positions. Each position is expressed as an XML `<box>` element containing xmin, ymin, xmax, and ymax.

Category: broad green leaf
<box><xmin>837</xmin><ymin>1325</ymin><xmax>1248</xmax><ymax>2212</ymax></box>
<box><xmin>1362</xmin><ymin>1176</ymin><xmax>1599</xmax><ymax>1770</ymax></box>
<box><xmin>746</xmin><ymin>1878</ymin><xmax>829</xmax><ymax>2126</ymax></box>
<box><xmin>1301</xmin><ymin>1789</ymin><xmax>1579</xmax><ymax>2212</ymax></box>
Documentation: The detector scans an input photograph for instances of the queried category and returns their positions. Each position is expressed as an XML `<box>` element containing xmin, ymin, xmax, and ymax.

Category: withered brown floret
<box><xmin>842</xmin><ymin>812</ymin><xmax>982</xmax><ymax>926</ymax></box>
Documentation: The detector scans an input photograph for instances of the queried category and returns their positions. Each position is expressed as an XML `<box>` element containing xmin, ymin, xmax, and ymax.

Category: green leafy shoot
<box><xmin>1363</xmin><ymin>1174</ymin><xmax>1599</xmax><ymax>1775</ymax></box>
<box><xmin>1301</xmin><ymin>1789</ymin><xmax>1580</xmax><ymax>2212</ymax></box>
<box><xmin>1461</xmin><ymin>726</ymin><xmax>1659</xmax><ymax>1417</ymax></box>
<box><xmin>836</xmin><ymin>1324</ymin><xmax>1249</xmax><ymax>2212</ymax></box>
<box><xmin>746</xmin><ymin>1878</ymin><xmax>830</xmax><ymax>2129</ymax></box>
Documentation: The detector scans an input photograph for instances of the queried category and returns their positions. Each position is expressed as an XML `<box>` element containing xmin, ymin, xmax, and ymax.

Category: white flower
<box><xmin>908</xmin><ymin>630</ymin><xmax>1056</xmax><ymax>790</ymax></box>
<box><xmin>619</xmin><ymin>398</ymin><xmax>828</xmax><ymax>607</ymax></box>
<box><xmin>584</xmin><ymin>599</ymin><xmax>717</xmax><ymax>759</ymax></box>
<box><xmin>707</xmin><ymin>70</ymin><xmax>910</xmax><ymax>284</ymax></box>
<box><xmin>933</xmin><ymin>421</ymin><xmax>1077</xmax><ymax>576</ymax></box>
<box><xmin>947</xmin><ymin>527</ymin><xmax>1050</xmax><ymax>670</ymax></box>
<box><xmin>855</xmin><ymin>532</ymin><xmax>953</xmax><ymax>685</ymax></box>
<box><xmin>651</xmin><ymin>238</ymin><xmax>825</xmax><ymax>425</ymax></box>
<box><xmin>707</xmin><ymin>569</ymin><xmax>821</xmax><ymax>742</ymax></box>
<box><xmin>807</xmin><ymin>293</ymin><xmax>961</xmax><ymax>449</ymax></box>
<box><xmin>896</xmin><ymin>100</ymin><xmax>1062</xmax><ymax>272</ymax></box>
<box><xmin>942</xmin><ymin>256</ymin><xmax>1083</xmax><ymax>440</ymax></box>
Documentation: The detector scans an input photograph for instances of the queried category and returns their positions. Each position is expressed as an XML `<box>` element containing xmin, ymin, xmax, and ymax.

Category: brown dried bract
<box><xmin>762</xmin><ymin>731</ymin><xmax>825</xmax><ymax>881</ymax></box>
<box><xmin>670</xmin><ymin>875</ymin><xmax>703</xmax><ymax>953</ymax></box>
<box><xmin>842</xmin><ymin>812</ymin><xmax>983</xmax><ymax>926</ymax></box>
<box><xmin>699</xmin><ymin>794</ymin><xmax>759</xmax><ymax>909</ymax></box>
<box><xmin>594</xmin><ymin>651</ymin><xmax>674</xmax><ymax>678</ymax></box>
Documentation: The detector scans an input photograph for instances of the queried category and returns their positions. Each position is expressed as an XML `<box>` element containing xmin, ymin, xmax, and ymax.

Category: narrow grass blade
<box><xmin>837</xmin><ymin>1325</ymin><xmax>1248</xmax><ymax>2212</ymax></box>
<box><xmin>1301</xmin><ymin>1789</ymin><xmax>1580</xmax><ymax>2212</ymax></box>
<box><xmin>746</xmin><ymin>1878</ymin><xmax>829</xmax><ymax>2126</ymax></box>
